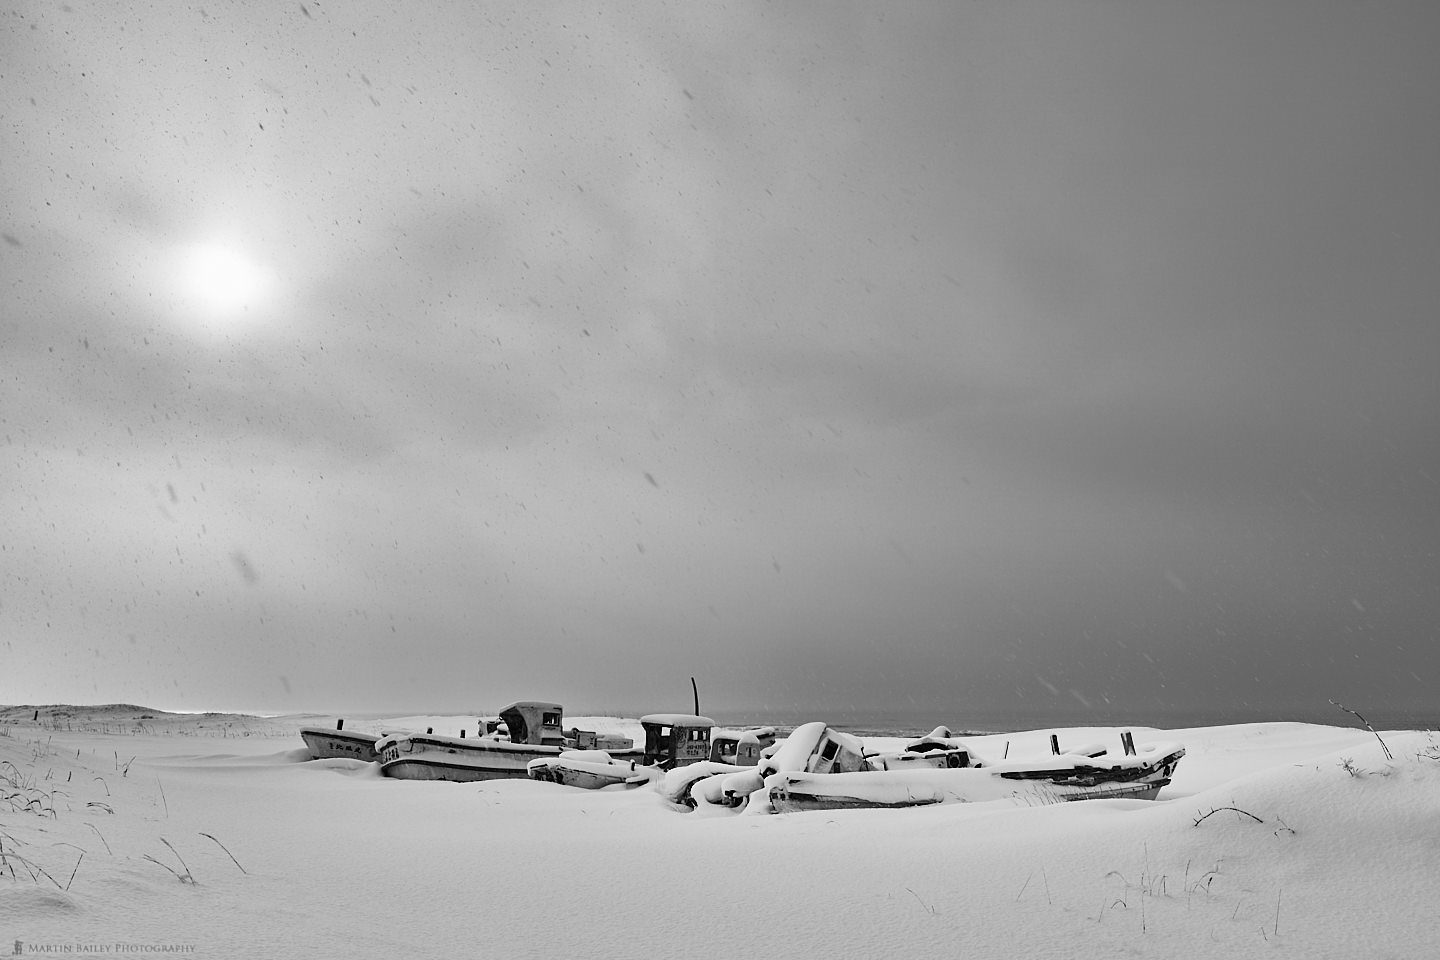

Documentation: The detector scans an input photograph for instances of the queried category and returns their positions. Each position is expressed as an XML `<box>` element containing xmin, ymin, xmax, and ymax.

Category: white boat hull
<box><xmin>769</xmin><ymin>744</ymin><xmax>1186</xmax><ymax>813</ymax></box>
<box><xmin>378</xmin><ymin>736</ymin><xmax>555</xmax><ymax>781</ymax></box>
<box><xmin>378</xmin><ymin>733</ymin><xmax>642</xmax><ymax>783</ymax></box>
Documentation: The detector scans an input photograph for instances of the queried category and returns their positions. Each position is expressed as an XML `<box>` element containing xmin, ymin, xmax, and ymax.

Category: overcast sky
<box><xmin>3</xmin><ymin>1</ymin><xmax>1438</xmax><ymax>723</ymax></box>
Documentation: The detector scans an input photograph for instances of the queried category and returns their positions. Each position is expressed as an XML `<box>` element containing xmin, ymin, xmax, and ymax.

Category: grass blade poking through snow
<box><xmin>200</xmin><ymin>832</ymin><xmax>247</xmax><ymax>874</ymax></box>
<box><xmin>144</xmin><ymin>837</ymin><xmax>196</xmax><ymax>884</ymax></box>
<box><xmin>1193</xmin><ymin>806</ymin><xmax>1264</xmax><ymax>827</ymax></box>
<box><xmin>65</xmin><ymin>851</ymin><xmax>83</xmax><ymax>890</ymax></box>
<box><xmin>1</xmin><ymin>844</ymin><xmax>61</xmax><ymax>889</ymax></box>
<box><xmin>85</xmin><ymin>823</ymin><xmax>112</xmax><ymax>855</ymax></box>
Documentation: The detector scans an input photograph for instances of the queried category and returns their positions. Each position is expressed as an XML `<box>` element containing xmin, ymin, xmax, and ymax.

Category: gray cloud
<box><xmin>3</xmin><ymin>2</ymin><xmax>1438</xmax><ymax>724</ymax></box>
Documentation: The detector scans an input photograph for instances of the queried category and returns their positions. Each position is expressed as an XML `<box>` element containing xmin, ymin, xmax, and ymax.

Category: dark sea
<box><xmin>300</xmin><ymin>702</ymin><xmax>1437</xmax><ymax>741</ymax></box>
<box><xmin>698</xmin><ymin>704</ymin><xmax>1439</xmax><ymax>738</ymax></box>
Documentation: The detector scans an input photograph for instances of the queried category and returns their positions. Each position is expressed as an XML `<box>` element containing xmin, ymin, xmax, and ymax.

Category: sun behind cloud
<box><xmin>175</xmin><ymin>242</ymin><xmax>276</xmax><ymax>328</ymax></box>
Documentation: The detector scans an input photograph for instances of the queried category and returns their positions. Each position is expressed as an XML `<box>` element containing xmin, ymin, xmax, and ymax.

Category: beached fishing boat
<box><xmin>661</xmin><ymin>721</ymin><xmax>850</xmax><ymax>809</ymax></box>
<box><xmin>376</xmin><ymin>701</ymin><xmax>638</xmax><ymax>782</ymax></box>
<box><xmin>533</xmin><ymin>713</ymin><xmax>723</xmax><ymax>792</ymax></box>
<box><xmin>299</xmin><ymin>719</ymin><xmax>382</xmax><ymax>762</ymax></box>
<box><xmin>767</xmin><ymin>731</ymin><xmax>1185</xmax><ymax>813</ymax></box>
<box><xmin>676</xmin><ymin>726</ymin><xmax>780</xmax><ymax>805</ymax></box>
<box><xmin>530</xmin><ymin>716</ymin><xmax>781</xmax><ymax>793</ymax></box>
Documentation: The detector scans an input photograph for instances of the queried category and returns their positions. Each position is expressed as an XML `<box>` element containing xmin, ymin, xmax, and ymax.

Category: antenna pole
<box><xmin>691</xmin><ymin>676</ymin><xmax>700</xmax><ymax>715</ymax></box>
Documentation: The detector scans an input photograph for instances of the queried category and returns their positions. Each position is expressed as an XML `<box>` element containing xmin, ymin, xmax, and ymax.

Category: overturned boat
<box><xmin>299</xmin><ymin>719</ymin><xmax>383</xmax><ymax>762</ymax></box>
<box><xmin>377</xmin><ymin>701</ymin><xmax>637</xmax><ymax>782</ymax></box>
<box><xmin>768</xmin><ymin>729</ymin><xmax>1185</xmax><ymax>814</ymax></box>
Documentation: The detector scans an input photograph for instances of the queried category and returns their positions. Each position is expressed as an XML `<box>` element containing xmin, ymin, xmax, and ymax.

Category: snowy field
<box><xmin>2</xmin><ymin>705</ymin><xmax>1436</xmax><ymax>959</ymax></box>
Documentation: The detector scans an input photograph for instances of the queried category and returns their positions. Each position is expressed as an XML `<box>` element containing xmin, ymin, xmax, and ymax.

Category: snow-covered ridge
<box><xmin>3</xmin><ymin>706</ymin><xmax>1435</xmax><ymax>958</ymax></box>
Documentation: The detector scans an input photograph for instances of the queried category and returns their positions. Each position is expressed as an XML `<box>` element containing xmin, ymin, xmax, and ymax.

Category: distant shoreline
<box><xmin>3</xmin><ymin>701</ymin><xmax>1433</xmax><ymax>737</ymax></box>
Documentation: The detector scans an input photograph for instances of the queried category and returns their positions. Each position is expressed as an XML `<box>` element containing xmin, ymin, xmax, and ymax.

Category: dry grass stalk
<box><xmin>200</xmin><ymin>832</ymin><xmax>247</xmax><ymax>874</ymax></box>
<box><xmin>144</xmin><ymin>837</ymin><xmax>196</xmax><ymax>884</ymax></box>
<box><xmin>85</xmin><ymin>823</ymin><xmax>112</xmax><ymax>855</ymax></box>
<box><xmin>65</xmin><ymin>851</ymin><xmax>83</xmax><ymax>890</ymax></box>
<box><xmin>1193</xmin><ymin>806</ymin><xmax>1264</xmax><ymax>826</ymax></box>
<box><xmin>1329</xmin><ymin>699</ymin><xmax>1393</xmax><ymax>761</ymax></box>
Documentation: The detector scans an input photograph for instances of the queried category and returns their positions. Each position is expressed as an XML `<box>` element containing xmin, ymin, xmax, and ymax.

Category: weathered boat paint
<box><xmin>300</xmin><ymin>724</ymin><xmax>381</xmax><ymax>762</ymax></box>
<box><xmin>640</xmin><ymin>714</ymin><xmax>717</xmax><ymax>769</ymax></box>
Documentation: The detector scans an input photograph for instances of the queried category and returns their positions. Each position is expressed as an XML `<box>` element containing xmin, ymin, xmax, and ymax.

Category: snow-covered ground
<box><xmin>2</xmin><ymin>705</ymin><xmax>1435</xmax><ymax>959</ymax></box>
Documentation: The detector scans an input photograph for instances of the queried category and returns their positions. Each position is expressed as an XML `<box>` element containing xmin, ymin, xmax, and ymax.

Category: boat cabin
<box><xmin>498</xmin><ymin>701</ymin><xmax>567</xmax><ymax>747</ymax></box>
<box><xmin>640</xmin><ymin>714</ymin><xmax>716</xmax><ymax>768</ymax></box>
<box><xmin>709</xmin><ymin>726</ymin><xmax>778</xmax><ymax>766</ymax></box>
<box><xmin>758</xmin><ymin>722</ymin><xmax>868</xmax><ymax>779</ymax></box>
<box><xmin>808</xmin><ymin>726</ymin><xmax>868</xmax><ymax>774</ymax></box>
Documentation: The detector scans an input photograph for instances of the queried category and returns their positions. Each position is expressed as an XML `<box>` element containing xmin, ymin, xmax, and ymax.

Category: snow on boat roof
<box><xmin>714</xmin><ymin>726</ymin><xmax>777</xmax><ymax>744</ymax></box>
<box><xmin>639</xmin><ymin>713</ymin><xmax>715</xmax><ymax>727</ymax></box>
<box><xmin>499</xmin><ymin>701</ymin><xmax>564</xmax><ymax>713</ymax></box>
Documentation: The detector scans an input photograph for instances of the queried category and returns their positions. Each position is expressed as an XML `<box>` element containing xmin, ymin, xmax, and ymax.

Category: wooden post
<box><xmin>336</xmin><ymin>718</ymin><xmax>344</xmax><ymax>730</ymax></box>
<box><xmin>1050</xmin><ymin>734</ymin><xmax>1060</xmax><ymax>755</ymax></box>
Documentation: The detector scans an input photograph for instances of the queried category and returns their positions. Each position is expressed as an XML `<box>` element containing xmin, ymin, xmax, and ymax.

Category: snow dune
<box><xmin>2</xmin><ymin>706</ymin><xmax>1436</xmax><ymax>959</ymax></box>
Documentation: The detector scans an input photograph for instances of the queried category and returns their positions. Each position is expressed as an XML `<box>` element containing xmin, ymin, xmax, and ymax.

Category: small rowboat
<box><xmin>527</xmin><ymin>750</ymin><xmax>658</xmax><ymax>789</ymax></box>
